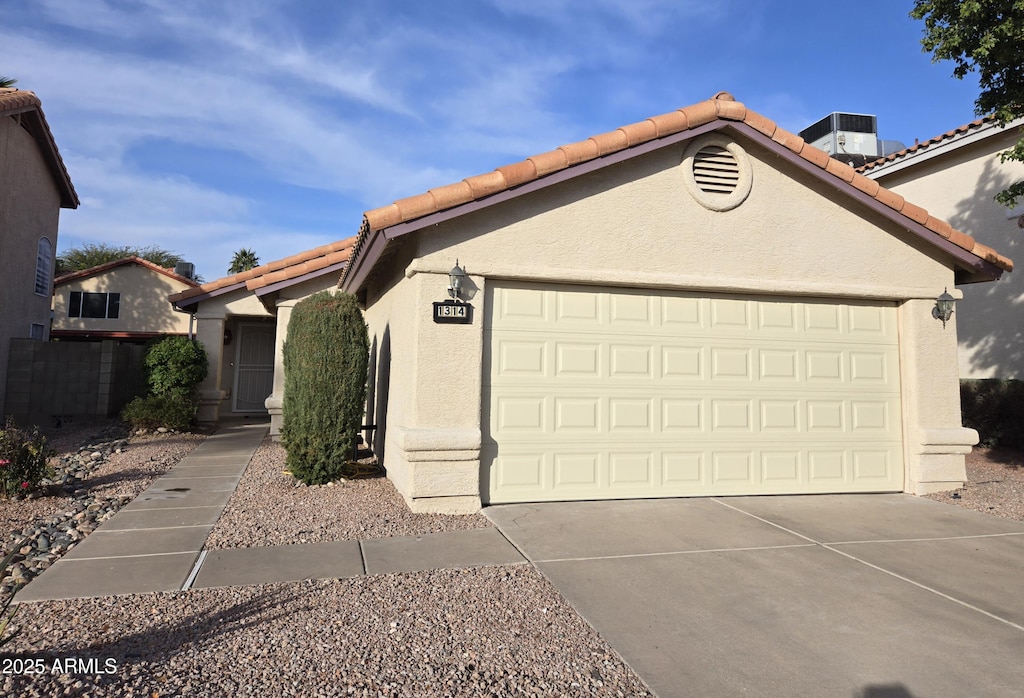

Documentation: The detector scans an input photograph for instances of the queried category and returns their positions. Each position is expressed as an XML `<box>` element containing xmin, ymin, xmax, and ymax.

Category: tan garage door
<box><xmin>482</xmin><ymin>282</ymin><xmax>904</xmax><ymax>504</ymax></box>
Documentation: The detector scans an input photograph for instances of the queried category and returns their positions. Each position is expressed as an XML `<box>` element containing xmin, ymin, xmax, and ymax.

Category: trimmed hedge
<box><xmin>961</xmin><ymin>379</ymin><xmax>1024</xmax><ymax>449</ymax></box>
<box><xmin>281</xmin><ymin>291</ymin><xmax>368</xmax><ymax>484</ymax></box>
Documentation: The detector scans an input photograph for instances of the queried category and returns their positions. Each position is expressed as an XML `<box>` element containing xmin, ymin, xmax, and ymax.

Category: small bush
<box><xmin>144</xmin><ymin>336</ymin><xmax>208</xmax><ymax>398</ymax></box>
<box><xmin>961</xmin><ymin>379</ymin><xmax>1024</xmax><ymax>449</ymax></box>
<box><xmin>121</xmin><ymin>394</ymin><xmax>198</xmax><ymax>431</ymax></box>
<box><xmin>281</xmin><ymin>291</ymin><xmax>368</xmax><ymax>485</ymax></box>
<box><xmin>122</xmin><ymin>337</ymin><xmax>208</xmax><ymax>430</ymax></box>
<box><xmin>0</xmin><ymin>419</ymin><xmax>53</xmax><ymax>498</ymax></box>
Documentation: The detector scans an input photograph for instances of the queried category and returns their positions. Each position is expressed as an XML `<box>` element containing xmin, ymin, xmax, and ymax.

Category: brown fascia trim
<box><xmin>253</xmin><ymin>261</ymin><xmax>349</xmax><ymax>298</ymax></box>
<box><xmin>726</xmin><ymin>123</ymin><xmax>1005</xmax><ymax>284</ymax></box>
<box><xmin>50</xmin><ymin>330</ymin><xmax>185</xmax><ymax>339</ymax></box>
<box><xmin>341</xmin><ymin>122</ymin><xmax>725</xmax><ymax>293</ymax></box>
<box><xmin>171</xmin><ymin>280</ymin><xmax>249</xmax><ymax>312</ymax></box>
<box><xmin>56</xmin><ymin>257</ymin><xmax>199</xmax><ymax>287</ymax></box>
<box><xmin>13</xmin><ymin>108</ymin><xmax>79</xmax><ymax>209</ymax></box>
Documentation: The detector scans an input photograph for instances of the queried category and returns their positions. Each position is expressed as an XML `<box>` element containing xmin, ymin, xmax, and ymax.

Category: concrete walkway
<box><xmin>18</xmin><ymin>422</ymin><xmax>524</xmax><ymax>602</ymax></box>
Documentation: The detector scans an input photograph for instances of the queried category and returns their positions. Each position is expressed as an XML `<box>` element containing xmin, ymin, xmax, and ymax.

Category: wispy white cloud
<box><xmin>4</xmin><ymin>0</ymin><xmax>986</xmax><ymax>283</ymax></box>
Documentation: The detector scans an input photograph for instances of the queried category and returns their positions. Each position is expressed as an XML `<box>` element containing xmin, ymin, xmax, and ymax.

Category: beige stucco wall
<box><xmin>362</xmin><ymin>132</ymin><xmax>975</xmax><ymax>512</ymax></box>
<box><xmin>52</xmin><ymin>263</ymin><xmax>196</xmax><ymax>335</ymax></box>
<box><xmin>870</xmin><ymin>127</ymin><xmax>1023</xmax><ymax>379</ymax></box>
<box><xmin>0</xmin><ymin>114</ymin><xmax>62</xmax><ymax>418</ymax></box>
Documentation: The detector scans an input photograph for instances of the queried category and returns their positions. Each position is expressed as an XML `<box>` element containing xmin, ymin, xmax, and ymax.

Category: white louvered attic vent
<box><xmin>692</xmin><ymin>145</ymin><xmax>740</xmax><ymax>194</ymax></box>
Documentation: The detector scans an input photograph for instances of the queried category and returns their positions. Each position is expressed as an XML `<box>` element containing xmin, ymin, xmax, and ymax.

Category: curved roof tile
<box><xmin>342</xmin><ymin>93</ymin><xmax>1012</xmax><ymax>287</ymax></box>
<box><xmin>169</xmin><ymin>238</ymin><xmax>355</xmax><ymax>305</ymax></box>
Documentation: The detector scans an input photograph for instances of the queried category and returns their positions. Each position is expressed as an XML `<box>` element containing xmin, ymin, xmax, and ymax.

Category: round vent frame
<box><xmin>682</xmin><ymin>135</ymin><xmax>753</xmax><ymax>211</ymax></box>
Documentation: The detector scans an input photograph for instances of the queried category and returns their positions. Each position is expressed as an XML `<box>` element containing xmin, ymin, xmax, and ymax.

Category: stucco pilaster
<box><xmin>898</xmin><ymin>295</ymin><xmax>977</xmax><ymax>494</ymax></box>
<box><xmin>194</xmin><ymin>312</ymin><xmax>227</xmax><ymax>424</ymax></box>
<box><xmin>387</xmin><ymin>272</ymin><xmax>485</xmax><ymax>513</ymax></box>
<box><xmin>265</xmin><ymin>299</ymin><xmax>297</xmax><ymax>439</ymax></box>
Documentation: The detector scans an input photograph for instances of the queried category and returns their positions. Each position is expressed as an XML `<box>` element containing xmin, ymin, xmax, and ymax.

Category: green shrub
<box><xmin>121</xmin><ymin>336</ymin><xmax>208</xmax><ymax>430</ymax></box>
<box><xmin>0</xmin><ymin>419</ymin><xmax>53</xmax><ymax>498</ymax></box>
<box><xmin>961</xmin><ymin>379</ymin><xmax>1024</xmax><ymax>449</ymax></box>
<box><xmin>144</xmin><ymin>336</ymin><xmax>208</xmax><ymax>397</ymax></box>
<box><xmin>121</xmin><ymin>394</ymin><xmax>198</xmax><ymax>431</ymax></box>
<box><xmin>281</xmin><ymin>291</ymin><xmax>368</xmax><ymax>485</ymax></box>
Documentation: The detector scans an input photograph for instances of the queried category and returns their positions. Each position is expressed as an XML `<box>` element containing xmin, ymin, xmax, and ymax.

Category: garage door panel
<box><xmin>498</xmin><ymin>340</ymin><xmax>547</xmax><ymax>376</ymax></box>
<box><xmin>610</xmin><ymin>294</ymin><xmax>653</xmax><ymax>325</ymax></box>
<box><xmin>484</xmin><ymin>283</ymin><xmax>904</xmax><ymax>503</ymax></box>
<box><xmin>488</xmin><ymin>389</ymin><xmax>902</xmax><ymax>441</ymax></box>
<box><xmin>556</xmin><ymin>343</ymin><xmax>600</xmax><ymax>376</ymax></box>
<box><xmin>484</xmin><ymin>443</ymin><xmax>904</xmax><ymax>503</ymax></box>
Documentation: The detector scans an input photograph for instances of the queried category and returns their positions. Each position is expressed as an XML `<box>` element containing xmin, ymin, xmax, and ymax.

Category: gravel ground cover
<box><xmin>923</xmin><ymin>446</ymin><xmax>1024</xmax><ymax>521</ymax></box>
<box><xmin>3</xmin><ymin>567</ymin><xmax>652</xmax><ymax>697</ymax></box>
<box><xmin>205</xmin><ymin>438</ymin><xmax>491</xmax><ymax>549</ymax></box>
<box><xmin>1</xmin><ymin>424</ymin><xmax>205</xmax><ymax>599</ymax></box>
<box><xmin>3</xmin><ymin>423</ymin><xmax>1022</xmax><ymax>696</ymax></box>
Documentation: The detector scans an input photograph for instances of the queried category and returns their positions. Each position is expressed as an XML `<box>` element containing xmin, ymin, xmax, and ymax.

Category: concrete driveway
<box><xmin>486</xmin><ymin>494</ymin><xmax>1024</xmax><ymax>698</ymax></box>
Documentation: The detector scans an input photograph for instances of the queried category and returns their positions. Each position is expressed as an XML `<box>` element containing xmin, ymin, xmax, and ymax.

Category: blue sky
<box><xmin>4</xmin><ymin>0</ymin><xmax>984</xmax><ymax>283</ymax></box>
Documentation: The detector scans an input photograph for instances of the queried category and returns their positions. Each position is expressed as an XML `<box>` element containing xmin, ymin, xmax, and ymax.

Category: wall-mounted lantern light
<box><xmin>448</xmin><ymin>260</ymin><xmax>467</xmax><ymax>301</ymax></box>
<box><xmin>932</xmin><ymin>288</ymin><xmax>956</xmax><ymax>328</ymax></box>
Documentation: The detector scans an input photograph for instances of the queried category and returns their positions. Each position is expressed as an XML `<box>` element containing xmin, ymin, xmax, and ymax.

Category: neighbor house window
<box><xmin>35</xmin><ymin>237</ymin><xmax>53</xmax><ymax>296</ymax></box>
<box><xmin>30</xmin><ymin>324</ymin><xmax>45</xmax><ymax>340</ymax></box>
<box><xmin>68</xmin><ymin>291</ymin><xmax>121</xmax><ymax>319</ymax></box>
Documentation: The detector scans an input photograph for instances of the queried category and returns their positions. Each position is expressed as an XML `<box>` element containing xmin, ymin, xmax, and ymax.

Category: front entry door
<box><xmin>233</xmin><ymin>323</ymin><xmax>275</xmax><ymax>412</ymax></box>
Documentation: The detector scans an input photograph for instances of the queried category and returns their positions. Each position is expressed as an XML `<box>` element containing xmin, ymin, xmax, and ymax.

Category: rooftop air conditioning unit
<box><xmin>174</xmin><ymin>262</ymin><xmax>196</xmax><ymax>280</ymax></box>
<box><xmin>799</xmin><ymin>112</ymin><xmax>879</xmax><ymax>157</ymax></box>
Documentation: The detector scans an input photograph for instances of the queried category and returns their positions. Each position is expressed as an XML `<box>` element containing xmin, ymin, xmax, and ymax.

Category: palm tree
<box><xmin>229</xmin><ymin>248</ymin><xmax>260</xmax><ymax>274</ymax></box>
<box><xmin>0</xmin><ymin>76</ymin><xmax>17</xmax><ymax>89</ymax></box>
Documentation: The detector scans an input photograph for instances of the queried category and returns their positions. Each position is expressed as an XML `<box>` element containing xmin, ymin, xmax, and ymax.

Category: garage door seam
<box><xmin>711</xmin><ymin>498</ymin><xmax>1024</xmax><ymax>634</ymax></box>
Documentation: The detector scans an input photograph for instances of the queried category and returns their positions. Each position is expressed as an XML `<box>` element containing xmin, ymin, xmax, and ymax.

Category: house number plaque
<box><xmin>433</xmin><ymin>301</ymin><xmax>473</xmax><ymax>324</ymax></box>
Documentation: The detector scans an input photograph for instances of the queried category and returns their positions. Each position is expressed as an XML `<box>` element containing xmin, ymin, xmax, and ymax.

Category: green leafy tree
<box><xmin>281</xmin><ymin>291</ymin><xmax>369</xmax><ymax>485</ymax></box>
<box><xmin>911</xmin><ymin>0</ymin><xmax>1024</xmax><ymax>206</ymax></box>
<box><xmin>56</xmin><ymin>243</ymin><xmax>184</xmax><ymax>276</ymax></box>
<box><xmin>228</xmin><ymin>248</ymin><xmax>260</xmax><ymax>274</ymax></box>
<box><xmin>0</xmin><ymin>76</ymin><xmax>16</xmax><ymax>88</ymax></box>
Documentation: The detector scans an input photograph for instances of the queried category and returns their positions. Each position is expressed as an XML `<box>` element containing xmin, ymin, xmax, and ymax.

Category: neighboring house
<box><xmin>337</xmin><ymin>92</ymin><xmax>1011</xmax><ymax>514</ymax></box>
<box><xmin>860</xmin><ymin>116</ymin><xmax>1024</xmax><ymax>380</ymax></box>
<box><xmin>168</xmin><ymin>239</ymin><xmax>353</xmax><ymax>430</ymax></box>
<box><xmin>0</xmin><ymin>88</ymin><xmax>79</xmax><ymax>419</ymax></box>
<box><xmin>51</xmin><ymin>256</ymin><xmax>200</xmax><ymax>343</ymax></box>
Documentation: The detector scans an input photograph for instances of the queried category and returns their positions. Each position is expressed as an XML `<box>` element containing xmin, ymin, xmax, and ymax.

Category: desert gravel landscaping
<box><xmin>2</xmin><ymin>425</ymin><xmax>653</xmax><ymax>696</ymax></box>
<box><xmin>204</xmin><ymin>437</ymin><xmax>492</xmax><ymax>549</ymax></box>
<box><xmin>2</xmin><ymin>420</ymin><xmax>1022</xmax><ymax>696</ymax></box>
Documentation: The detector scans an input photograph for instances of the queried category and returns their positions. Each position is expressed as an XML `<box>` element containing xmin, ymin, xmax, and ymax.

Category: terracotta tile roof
<box><xmin>0</xmin><ymin>88</ymin><xmax>79</xmax><ymax>208</ymax></box>
<box><xmin>343</xmin><ymin>92</ymin><xmax>1011</xmax><ymax>288</ymax></box>
<box><xmin>859</xmin><ymin>116</ymin><xmax>999</xmax><ymax>173</ymax></box>
<box><xmin>54</xmin><ymin>256</ymin><xmax>200</xmax><ymax>287</ymax></box>
<box><xmin>168</xmin><ymin>237</ymin><xmax>355</xmax><ymax>305</ymax></box>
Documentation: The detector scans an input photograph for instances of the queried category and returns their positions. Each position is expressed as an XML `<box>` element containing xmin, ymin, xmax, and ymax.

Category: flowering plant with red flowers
<box><xmin>0</xmin><ymin>419</ymin><xmax>53</xmax><ymax>498</ymax></box>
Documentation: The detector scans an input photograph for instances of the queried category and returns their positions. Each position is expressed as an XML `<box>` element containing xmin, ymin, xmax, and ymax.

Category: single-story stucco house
<box><xmin>860</xmin><ymin>115</ymin><xmax>1024</xmax><ymax>380</ymax></box>
<box><xmin>168</xmin><ymin>239</ymin><xmax>354</xmax><ymax>431</ymax></box>
<box><xmin>173</xmin><ymin>92</ymin><xmax>1012</xmax><ymax>516</ymax></box>
<box><xmin>339</xmin><ymin>92</ymin><xmax>1011</xmax><ymax>514</ymax></box>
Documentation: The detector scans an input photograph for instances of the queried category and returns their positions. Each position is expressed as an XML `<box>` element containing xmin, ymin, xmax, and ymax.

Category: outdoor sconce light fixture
<box><xmin>932</xmin><ymin>288</ymin><xmax>956</xmax><ymax>328</ymax></box>
<box><xmin>448</xmin><ymin>260</ymin><xmax>467</xmax><ymax>301</ymax></box>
